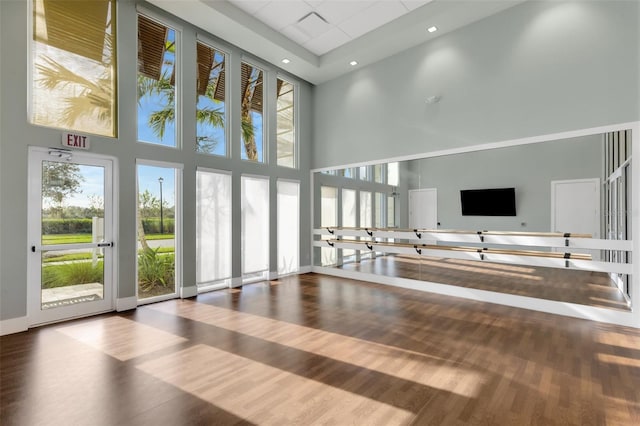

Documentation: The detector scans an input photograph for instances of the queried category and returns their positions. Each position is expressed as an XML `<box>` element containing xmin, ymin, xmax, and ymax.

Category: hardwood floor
<box><xmin>339</xmin><ymin>255</ymin><xmax>631</xmax><ymax>311</ymax></box>
<box><xmin>2</xmin><ymin>273</ymin><xmax>639</xmax><ymax>425</ymax></box>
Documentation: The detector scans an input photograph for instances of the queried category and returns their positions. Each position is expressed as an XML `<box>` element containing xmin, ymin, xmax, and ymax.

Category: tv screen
<box><xmin>460</xmin><ymin>187</ymin><xmax>516</xmax><ymax>216</ymax></box>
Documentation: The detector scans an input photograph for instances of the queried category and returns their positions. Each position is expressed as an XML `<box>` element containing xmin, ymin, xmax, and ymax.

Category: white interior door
<box><xmin>409</xmin><ymin>189</ymin><xmax>437</xmax><ymax>229</ymax></box>
<box><xmin>409</xmin><ymin>188</ymin><xmax>437</xmax><ymax>246</ymax></box>
<box><xmin>551</xmin><ymin>178</ymin><xmax>600</xmax><ymax>259</ymax></box>
<box><xmin>28</xmin><ymin>147</ymin><xmax>116</xmax><ymax>326</ymax></box>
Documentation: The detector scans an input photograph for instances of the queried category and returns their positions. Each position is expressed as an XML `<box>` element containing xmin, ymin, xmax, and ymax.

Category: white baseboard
<box><xmin>0</xmin><ymin>316</ymin><xmax>28</xmax><ymax>336</ymax></box>
<box><xmin>298</xmin><ymin>265</ymin><xmax>312</xmax><ymax>274</ymax></box>
<box><xmin>181</xmin><ymin>285</ymin><xmax>197</xmax><ymax>298</ymax></box>
<box><xmin>116</xmin><ymin>296</ymin><xmax>137</xmax><ymax>312</ymax></box>
<box><xmin>230</xmin><ymin>277</ymin><xmax>243</xmax><ymax>288</ymax></box>
<box><xmin>269</xmin><ymin>271</ymin><xmax>279</xmax><ymax>280</ymax></box>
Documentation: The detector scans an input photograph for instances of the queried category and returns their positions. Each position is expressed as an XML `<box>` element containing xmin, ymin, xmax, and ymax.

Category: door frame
<box><xmin>27</xmin><ymin>146</ymin><xmax>118</xmax><ymax>326</ymax></box>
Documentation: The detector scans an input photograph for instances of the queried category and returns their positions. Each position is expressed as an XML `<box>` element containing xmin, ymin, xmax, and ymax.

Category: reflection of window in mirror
<box><xmin>340</xmin><ymin>168</ymin><xmax>356</xmax><ymax>179</ymax></box>
<box><xmin>374</xmin><ymin>164</ymin><xmax>384</xmax><ymax>183</ymax></box>
<box><xmin>359</xmin><ymin>166</ymin><xmax>370</xmax><ymax>181</ymax></box>
<box><xmin>375</xmin><ymin>193</ymin><xmax>385</xmax><ymax>227</ymax></box>
<box><xmin>320</xmin><ymin>170</ymin><xmax>336</xmax><ymax>175</ymax></box>
<box><xmin>387</xmin><ymin>195</ymin><xmax>396</xmax><ymax>227</ymax></box>
<box><xmin>387</xmin><ymin>162</ymin><xmax>399</xmax><ymax>186</ymax></box>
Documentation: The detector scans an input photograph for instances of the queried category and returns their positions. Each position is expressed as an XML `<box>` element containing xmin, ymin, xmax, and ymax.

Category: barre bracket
<box><xmin>365</xmin><ymin>228</ymin><xmax>373</xmax><ymax>237</ymax></box>
<box><xmin>366</xmin><ymin>242</ymin><xmax>373</xmax><ymax>250</ymax></box>
<box><xmin>327</xmin><ymin>227</ymin><xmax>334</xmax><ymax>235</ymax></box>
<box><xmin>414</xmin><ymin>245</ymin><xmax>422</xmax><ymax>255</ymax></box>
<box><xmin>327</xmin><ymin>240</ymin><xmax>334</xmax><ymax>247</ymax></box>
<box><xmin>414</xmin><ymin>229</ymin><xmax>422</xmax><ymax>239</ymax></box>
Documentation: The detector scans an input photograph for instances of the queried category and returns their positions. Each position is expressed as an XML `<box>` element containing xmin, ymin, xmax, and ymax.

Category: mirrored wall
<box><xmin>313</xmin><ymin>129</ymin><xmax>633</xmax><ymax>312</ymax></box>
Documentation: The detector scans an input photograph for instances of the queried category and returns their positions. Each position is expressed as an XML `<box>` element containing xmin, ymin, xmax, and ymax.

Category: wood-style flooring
<box><xmin>1</xmin><ymin>273</ymin><xmax>639</xmax><ymax>425</ymax></box>
<box><xmin>339</xmin><ymin>255</ymin><xmax>630</xmax><ymax>311</ymax></box>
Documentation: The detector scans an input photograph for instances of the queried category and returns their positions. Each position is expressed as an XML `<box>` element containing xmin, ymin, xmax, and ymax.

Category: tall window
<box><xmin>360</xmin><ymin>191</ymin><xmax>373</xmax><ymax>259</ymax></box>
<box><xmin>359</xmin><ymin>166</ymin><xmax>370</xmax><ymax>181</ymax></box>
<box><xmin>196</xmin><ymin>42</ymin><xmax>227</xmax><ymax>156</ymax></box>
<box><xmin>277</xmin><ymin>180</ymin><xmax>299</xmax><ymax>275</ymax></box>
<box><xmin>240</xmin><ymin>62</ymin><xmax>264</xmax><ymax>162</ymax></box>
<box><xmin>31</xmin><ymin>0</ymin><xmax>117</xmax><ymax>137</ymax></box>
<box><xmin>196</xmin><ymin>169</ymin><xmax>231</xmax><ymax>291</ymax></box>
<box><xmin>387</xmin><ymin>195</ymin><xmax>396</xmax><ymax>228</ymax></box>
<box><xmin>137</xmin><ymin>14</ymin><xmax>178</xmax><ymax>147</ymax></box>
<box><xmin>242</xmin><ymin>176</ymin><xmax>269</xmax><ymax>280</ymax></box>
<box><xmin>342</xmin><ymin>189</ymin><xmax>357</xmax><ymax>263</ymax></box>
<box><xmin>276</xmin><ymin>78</ymin><xmax>295</xmax><ymax>167</ymax></box>
<box><xmin>374</xmin><ymin>164</ymin><xmax>384</xmax><ymax>183</ymax></box>
<box><xmin>137</xmin><ymin>163</ymin><xmax>179</xmax><ymax>300</ymax></box>
<box><xmin>320</xmin><ymin>186</ymin><xmax>337</xmax><ymax>266</ymax></box>
<box><xmin>388</xmin><ymin>162</ymin><xmax>399</xmax><ymax>186</ymax></box>
<box><xmin>375</xmin><ymin>192</ymin><xmax>385</xmax><ymax>228</ymax></box>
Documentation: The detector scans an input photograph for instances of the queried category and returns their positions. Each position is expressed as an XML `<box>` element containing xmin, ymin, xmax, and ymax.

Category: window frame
<box><xmin>276</xmin><ymin>74</ymin><xmax>299</xmax><ymax>169</ymax></box>
<box><xmin>135</xmin><ymin>8</ymin><xmax>183</xmax><ymax>149</ymax></box>
<box><xmin>195</xmin><ymin>34</ymin><xmax>231</xmax><ymax>157</ymax></box>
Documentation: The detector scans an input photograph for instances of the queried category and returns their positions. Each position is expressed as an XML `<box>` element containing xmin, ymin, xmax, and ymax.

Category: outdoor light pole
<box><xmin>158</xmin><ymin>177</ymin><xmax>164</xmax><ymax>234</ymax></box>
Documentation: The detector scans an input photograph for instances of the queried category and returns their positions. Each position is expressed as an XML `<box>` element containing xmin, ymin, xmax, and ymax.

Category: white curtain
<box><xmin>277</xmin><ymin>180</ymin><xmax>299</xmax><ymax>275</ymax></box>
<box><xmin>242</xmin><ymin>176</ymin><xmax>269</xmax><ymax>275</ymax></box>
<box><xmin>196</xmin><ymin>170</ymin><xmax>231</xmax><ymax>285</ymax></box>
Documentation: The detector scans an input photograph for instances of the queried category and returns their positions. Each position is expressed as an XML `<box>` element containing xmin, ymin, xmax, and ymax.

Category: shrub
<box><xmin>138</xmin><ymin>248</ymin><xmax>174</xmax><ymax>291</ymax></box>
<box><xmin>42</xmin><ymin>261</ymin><xmax>104</xmax><ymax>289</ymax></box>
<box><xmin>141</xmin><ymin>218</ymin><xmax>175</xmax><ymax>234</ymax></box>
<box><xmin>42</xmin><ymin>218</ymin><xmax>94</xmax><ymax>235</ymax></box>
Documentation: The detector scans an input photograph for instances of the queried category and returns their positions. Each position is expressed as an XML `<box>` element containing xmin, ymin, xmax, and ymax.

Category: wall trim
<box><xmin>268</xmin><ymin>271</ymin><xmax>279</xmax><ymax>280</ymax></box>
<box><xmin>311</xmin><ymin>266</ymin><xmax>639</xmax><ymax>328</ymax></box>
<box><xmin>116</xmin><ymin>296</ymin><xmax>137</xmax><ymax>312</ymax></box>
<box><xmin>230</xmin><ymin>277</ymin><xmax>243</xmax><ymax>288</ymax></box>
<box><xmin>0</xmin><ymin>316</ymin><xmax>29</xmax><ymax>336</ymax></box>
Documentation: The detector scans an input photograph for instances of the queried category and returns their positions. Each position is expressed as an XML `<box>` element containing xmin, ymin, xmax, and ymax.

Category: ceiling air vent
<box><xmin>295</xmin><ymin>12</ymin><xmax>330</xmax><ymax>38</ymax></box>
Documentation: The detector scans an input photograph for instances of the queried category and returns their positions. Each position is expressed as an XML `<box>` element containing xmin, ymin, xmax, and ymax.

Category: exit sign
<box><xmin>62</xmin><ymin>132</ymin><xmax>90</xmax><ymax>150</ymax></box>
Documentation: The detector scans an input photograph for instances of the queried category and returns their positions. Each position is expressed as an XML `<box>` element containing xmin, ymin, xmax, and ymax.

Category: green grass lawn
<box><xmin>43</xmin><ymin>233</ymin><xmax>174</xmax><ymax>245</ymax></box>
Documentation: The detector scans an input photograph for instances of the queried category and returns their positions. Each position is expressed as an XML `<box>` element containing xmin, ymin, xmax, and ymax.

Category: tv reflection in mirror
<box><xmin>460</xmin><ymin>187</ymin><xmax>516</xmax><ymax>216</ymax></box>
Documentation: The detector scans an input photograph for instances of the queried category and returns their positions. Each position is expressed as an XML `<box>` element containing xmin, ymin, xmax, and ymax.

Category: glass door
<box><xmin>28</xmin><ymin>148</ymin><xmax>115</xmax><ymax>325</ymax></box>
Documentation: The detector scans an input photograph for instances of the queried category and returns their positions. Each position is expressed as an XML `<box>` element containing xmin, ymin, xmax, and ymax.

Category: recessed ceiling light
<box><xmin>281</xmin><ymin>58</ymin><xmax>291</xmax><ymax>64</ymax></box>
<box><xmin>427</xmin><ymin>26</ymin><xmax>438</xmax><ymax>33</ymax></box>
<box><xmin>349</xmin><ymin>60</ymin><xmax>358</xmax><ymax>66</ymax></box>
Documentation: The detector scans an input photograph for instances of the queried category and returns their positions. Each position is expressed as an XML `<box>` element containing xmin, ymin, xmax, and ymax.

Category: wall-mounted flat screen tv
<box><xmin>460</xmin><ymin>187</ymin><xmax>516</xmax><ymax>216</ymax></box>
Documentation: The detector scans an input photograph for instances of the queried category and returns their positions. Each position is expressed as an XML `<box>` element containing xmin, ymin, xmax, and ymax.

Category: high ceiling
<box><xmin>227</xmin><ymin>0</ymin><xmax>434</xmax><ymax>56</ymax></box>
<box><xmin>148</xmin><ymin>0</ymin><xmax>526</xmax><ymax>84</ymax></box>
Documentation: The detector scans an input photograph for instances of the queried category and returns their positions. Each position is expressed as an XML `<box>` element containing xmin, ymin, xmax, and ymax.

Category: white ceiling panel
<box><xmin>280</xmin><ymin>24</ymin><xmax>313</xmax><ymax>45</ymax></box>
<box><xmin>303</xmin><ymin>27</ymin><xmax>351</xmax><ymax>56</ymax></box>
<box><xmin>231</xmin><ymin>0</ymin><xmax>271</xmax><ymax>15</ymax></box>
<box><xmin>254</xmin><ymin>1</ymin><xmax>314</xmax><ymax>31</ymax></box>
<box><xmin>338</xmin><ymin>1</ymin><xmax>407</xmax><ymax>39</ymax></box>
<box><xmin>315</xmin><ymin>1</ymin><xmax>376</xmax><ymax>26</ymax></box>
<box><xmin>401</xmin><ymin>0</ymin><xmax>433</xmax><ymax>12</ymax></box>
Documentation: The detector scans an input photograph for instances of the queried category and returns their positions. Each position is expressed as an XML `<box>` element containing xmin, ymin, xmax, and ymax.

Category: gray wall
<box><xmin>312</xmin><ymin>0</ymin><xmax>639</xmax><ymax>169</ymax></box>
<box><xmin>0</xmin><ymin>0</ymin><xmax>312</xmax><ymax>322</ymax></box>
<box><xmin>405</xmin><ymin>135</ymin><xmax>602</xmax><ymax>232</ymax></box>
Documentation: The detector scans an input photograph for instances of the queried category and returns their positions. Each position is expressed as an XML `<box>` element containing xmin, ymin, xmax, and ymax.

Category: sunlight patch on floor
<box><xmin>56</xmin><ymin>316</ymin><xmax>187</xmax><ymax>361</ymax></box>
<box><xmin>148</xmin><ymin>301</ymin><xmax>486</xmax><ymax>399</ymax></box>
<box><xmin>136</xmin><ymin>344</ymin><xmax>416</xmax><ymax>425</ymax></box>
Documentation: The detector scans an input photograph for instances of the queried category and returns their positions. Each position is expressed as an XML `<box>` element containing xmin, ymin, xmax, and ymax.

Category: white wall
<box><xmin>312</xmin><ymin>0</ymin><xmax>639</xmax><ymax>169</ymax></box>
<box><xmin>406</xmin><ymin>134</ymin><xmax>602</xmax><ymax>232</ymax></box>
